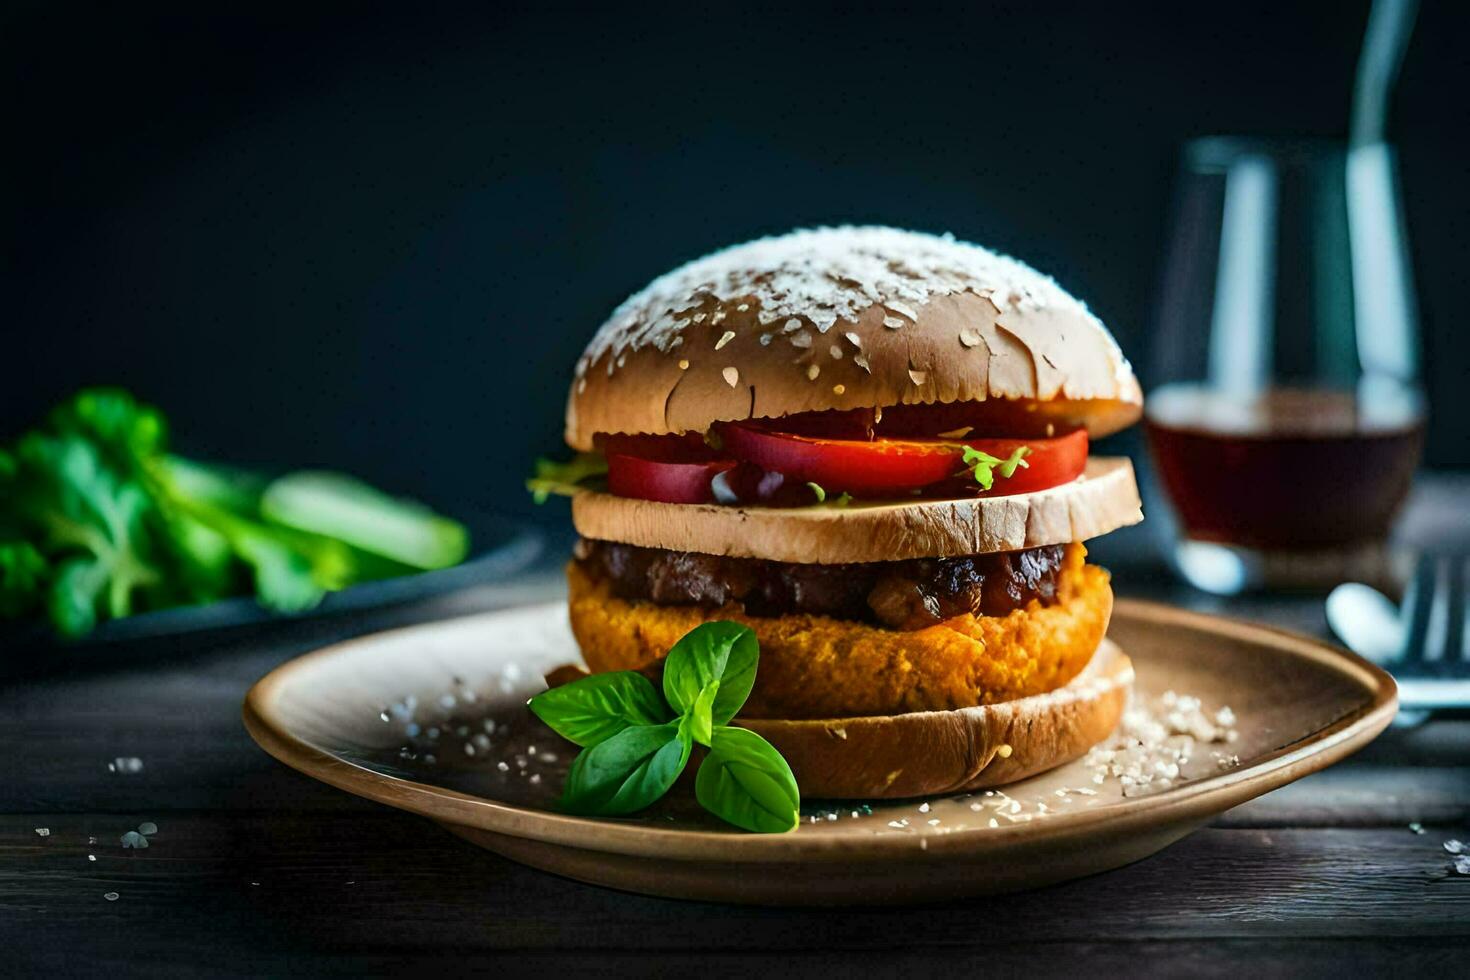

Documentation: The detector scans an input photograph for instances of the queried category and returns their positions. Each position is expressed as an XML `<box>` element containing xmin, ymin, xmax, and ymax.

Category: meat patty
<box><xmin>573</xmin><ymin>539</ymin><xmax>1068</xmax><ymax>630</ymax></box>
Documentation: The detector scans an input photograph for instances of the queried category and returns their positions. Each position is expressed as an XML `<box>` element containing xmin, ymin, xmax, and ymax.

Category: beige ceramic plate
<box><xmin>244</xmin><ymin>599</ymin><xmax>1396</xmax><ymax>905</ymax></box>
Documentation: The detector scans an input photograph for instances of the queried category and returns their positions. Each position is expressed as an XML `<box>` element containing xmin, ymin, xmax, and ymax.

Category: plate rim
<box><xmin>242</xmin><ymin>597</ymin><xmax>1398</xmax><ymax>862</ymax></box>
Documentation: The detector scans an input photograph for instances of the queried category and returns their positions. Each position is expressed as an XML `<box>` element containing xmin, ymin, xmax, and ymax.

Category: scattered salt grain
<box><xmin>1454</xmin><ymin>855</ymin><xmax>1470</xmax><ymax>876</ymax></box>
<box><xmin>496</xmin><ymin>761</ymin><xmax>510</xmax><ymax>772</ymax></box>
<box><xmin>918</xmin><ymin>802</ymin><xmax>931</xmax><ymax>813</ymax></box>
<box><xmin>138</xmin><ymin>822</ymin><xmax>158</xmax><ymax>836</ymax></box>
<box><xmin>104</xmin><ymin>892</ymin><xmax>119</xmax><ymax>902</ymax></box>
<box><xmin>120</xmin><ymin>831</ymin><xmax>147</xmax><ymax>849</ymax></box>
<box><xmin>1444</xmin><ymin>840</ymin><xmax>1465</xmax><ymax>855</ymax></box>
<box><xmin>33</xmin><ymin>828</ymin><xmax>49</xmax><ymax>837</ymax></box>
<box><xmin>110</xmin><ymin>757</ymin><xmax>144</xmax><ymax>774</ymax></box>
<box><xmin>88</xmin><ymin>855</ymin><xmax>96</xmax><ymax>862</ymax></box>
<box><xmin>1084</xmin><ymin>690</ymin><xmax>1238</xmax><ymax>797</ymax></box>
<box><xmin>1409</xmin><ymin>822</ymin><xmax>1425</xmax><ymax>835</ymax></box>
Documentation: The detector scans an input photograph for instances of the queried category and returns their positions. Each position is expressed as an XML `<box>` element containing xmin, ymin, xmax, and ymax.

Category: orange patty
<box><xmin>567</xmin><ymin>542</ymin><xmax>1112</xmax><ymax>719</ymax></box>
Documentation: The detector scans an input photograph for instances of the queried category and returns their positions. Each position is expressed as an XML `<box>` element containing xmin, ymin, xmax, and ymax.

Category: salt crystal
<box><xmin>1456</xmin><ymin>855</ymin><xmax>1470</xmax><ymax>876</ymax></box>
<box><xmin>33</xmin><ymin>828</ymin><xmax>49</xmax><ymax>837</ymax></box>
<box><xmin>989</xmin><ymin>818</ymin><xmax>999</xmax><ymax>828</ymax></box>
<box><xmin>104</xmin><ymin>892</ymin><xmax>119</xmax><ymax>902</ymax></box>
<box><xmin>138</xmin><ymin>822</ymin><xmax>158</xmax><ymax>836</ymax></box>
<box><xmin>918</xmin><ymin>802</ymin><xmax>931</xmax><ymax>813</ymax></box>
<box><xmin>1409</xmin><ymin>822</ymin><xmax>1425</xmax><ymax>835</ymax></box>
<box><xmin>88</xmin><ymin>855</ymin><xmax>96</xmax><ymax>862</ymax></box>
<box><xmin>120</xmin><ymin>831</ymin><xmax>147</xmax><ymax>849</ymax></box>
<box><xmin>112</xmin><ymin>757</ymin><xmax>144</xmax><ymax>774</ymax></box>
<box><xmin>1444</xmin><ymin>840</ymin><xmax>1465</xmax><ymax>855</ymax></box>
<box><xmin>496</xmin><ymin>761</ymin><xmax>510</xmax><ymax>772</ymax></box>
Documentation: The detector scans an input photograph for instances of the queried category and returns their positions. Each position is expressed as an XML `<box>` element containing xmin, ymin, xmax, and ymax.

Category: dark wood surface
<box><xmin>4</xmin><ymin>539</ymin><xmax>1469</xmax><ymax>976</ymax></box>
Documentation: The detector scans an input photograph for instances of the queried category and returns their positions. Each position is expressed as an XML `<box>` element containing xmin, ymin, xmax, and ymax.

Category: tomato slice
<box><xmin>605</xmin><ymin>453</ymin><xmax>735</xmax><ymax>504</ymax></box>
<box><xmin>599</xmin><ymin>436</ymin><xmax>736</xmax><ymax>504</ymax></box>
<box><xmin>717</xmin><ymin>423</ymin><xmax>1088</xmax><ymax>496</ymax></box>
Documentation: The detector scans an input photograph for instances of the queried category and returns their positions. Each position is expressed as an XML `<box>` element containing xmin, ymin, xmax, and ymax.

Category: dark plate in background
<box><xmin>1</xmin><ymin>513</ymin><xmax>542</xmax><ymax>674</ymax></box>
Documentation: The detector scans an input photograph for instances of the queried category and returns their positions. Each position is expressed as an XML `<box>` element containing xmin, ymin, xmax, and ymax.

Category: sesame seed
<box><xmin>996</xmin><ymin>743</ymin><xmax>1013</xmax><ymax>758</ymax></box>
<box><xmin>736</xmin><ymin>303</ymin><xmax>750</xmax><ymax>312</ymax></box>
<box><xmin>829</xmin><ymin>345</ymin><xmax>843</xmax><ymax>359</ymax></box>
<box><xmin>908</xmin><ymin>368</ymin><xmax>928</xmax><ymax>385</ymax></box>
<box><xmin>710</xmin><ymin>309</ymin><xmax>726</xmax><ymax>324</ymax></box>
<box><xmin>789</xmin><ymin>331</ymin><xmax>812</xmax><ymax>349</ymax></box>
<box><xmin>832</xmin><ymin>384</ymin><xmax>845</xmax><ymax>395</ymax></box>
<box><xmin>692</xmin><ymin>313</ymin><xmax>706</xmax><ymax>323</ymax></box>
<box><xmin>806</xmin><ymin>364</ymin><xmax>820</xmax><ymax>380</ymax></box>
<box><xmin>844</xmin><ymin>331</ymin><xmax>862</xmax><ymax>347</ymax></box>
<box><xmin>715</xmin><ymin>330</ymin><xmax>736</xmax><ymax>350</ymax></box>
<box><xmin>782</xmin><ymin>318</ymin><xmax>803</xmax><ymax>333</ymax></box>
<box><xmin>678</xmin><ymin>359</ymin><xmax>690</xmax><ymax>370</ymax></box>
<box><xmin>959</xmin><ymin>329</ymin><xmax>981</xmax><ymax>348</ymax></box>
<box><xmin>852</xmin><ymin>354</ymin><xmax>871</xmax><ymax>372</ymax></box>
<box><xmin>577</xmin><ymin>378</ymin><xmax>587</xmax><ymax>393</ymax></box>
<box><xmin>722</xmin><ymin>366</ymin><xmax>739</xmax><ymax>387</ymax></box>
<box><xmin>887</xmin><ymin>301</ymin><xmax>918</xmax><ymax>320</ymax></box>
<box><xmin>883</xmin><ymin>316</ymin><xmax>906</xmax><ymax>330</ymax></box>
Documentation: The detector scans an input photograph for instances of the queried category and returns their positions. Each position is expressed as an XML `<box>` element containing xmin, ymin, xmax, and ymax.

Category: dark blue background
<box><xmin>5</xmin><ymin>1</ymin><xmax>1466</xmax><ymax>528</ymax></box>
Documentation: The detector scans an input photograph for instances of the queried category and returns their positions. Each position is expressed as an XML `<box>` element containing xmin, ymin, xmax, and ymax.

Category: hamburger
<box><xmin>540</xmin><ymin>226</ymin><xmax>1142</xmax><ymax>799</ymax></box>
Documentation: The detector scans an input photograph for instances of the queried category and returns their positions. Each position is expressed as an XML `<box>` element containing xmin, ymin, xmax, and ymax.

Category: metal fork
<box><xmin>1327</xmin><ymin>551</ymin><xmax>1470</xmax><ymax>713</ymax></box>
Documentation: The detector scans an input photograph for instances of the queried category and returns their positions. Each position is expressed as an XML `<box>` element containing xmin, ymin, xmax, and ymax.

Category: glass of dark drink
<box><xmin>1145</xmin><ymin>138</ymin><xmax>1426</xmax><ymax>594</ymax></box>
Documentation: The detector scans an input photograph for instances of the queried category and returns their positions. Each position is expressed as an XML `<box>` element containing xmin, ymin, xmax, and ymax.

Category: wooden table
<box><xmin>4</xmin><ymin>546</ymin><xmax>1469</xmax><ymax>975</ymax></box>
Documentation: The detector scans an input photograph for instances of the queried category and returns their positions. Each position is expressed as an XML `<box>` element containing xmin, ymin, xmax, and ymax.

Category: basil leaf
<box><xmin>560</xmin><ymin>722</ymin><xmax>691</xmax><ymax>816</ymax></box>
<box><xmin>528</xmin><ymin>671</ymin><xmax>671</xmax><ymax>747</ymax></box>
<box><xmin>689</xmin><ymin>681</ymin><xmax>718</xmax><ymax>746</ymax></box>
<box><xmin>661</xmin><ymin>621</ymin><xmax>758</xmax><ymax>725</ymax></box>
<box><xmin>694</xmin><ymin>726</ymin><xmax>800</xmax><ymax>833</ymax></box>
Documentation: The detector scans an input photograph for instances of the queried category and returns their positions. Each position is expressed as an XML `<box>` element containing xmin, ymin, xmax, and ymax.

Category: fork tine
<box><xmin>1425</xmin><ymin>554</ymin><xmax>1455</xmax><ymax>666</ymax></box>
<box><xmin>1399</xmin><ymin>552</ymin><xmax>1436</xmax><ymax>665</ymax></box>
<box><xmin>1458</xmin><ymin>553</ymin><xmax>1470</xmax><ymax>665</ymax></box>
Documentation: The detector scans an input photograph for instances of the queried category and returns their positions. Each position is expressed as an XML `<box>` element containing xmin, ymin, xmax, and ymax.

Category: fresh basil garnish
<box><xmin>695</xmin><ymin>725</ymin><xmax>801</xmax><ymax>834</ymax></box>
<box><xmin>527</xmin><ymin>620</ymin><xmax>800</xmax><ymax>832</ymax></box>
<box><xmin>559</xmin><ymin>721</ymin><xmax>692</xmax><ymax>816</ymax></box>
<box><xmin>661</xmin><ymin>621</ymin><xmax>759</xmax><ymax>737</ymax></box>
<box><xmin>527</xmin><ymin>671</ymin><xmax>671</xmax><ymax>747</ymax></box>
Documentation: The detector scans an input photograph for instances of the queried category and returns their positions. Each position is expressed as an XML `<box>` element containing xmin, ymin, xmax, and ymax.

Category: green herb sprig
<box><xmin>960</xmin><ymin>445</ymin><xmax>1031</xmax><ymax>491</ymax></box>
<box><xmin>0</xmin><ymin>388</ymin><xmax>470</xmax><ymax>636</ymax></box>
<box><xmin>526</xmin><ymin>454</ymin><xmax>608</xmax><ymax>503</ymax></box>
<box><xmin>529</xmin><ymin>622</ymin><xmax>800</xmax><ymax>833</ymax></box>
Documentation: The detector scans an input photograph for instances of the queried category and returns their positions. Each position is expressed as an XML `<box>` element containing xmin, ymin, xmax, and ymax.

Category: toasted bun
<box><xmin>745</xmin><ymin>640</ymin><xmax>1132</xmax><ymax>799</ymax></box>
<box><xmin>568</xmin><ymin>544</ymin><xmax>1113</xmax><ymax>718</ymax></box>
<box><xmin>573</xmin><ymin>456</ymin><xmax>1141</xmax><ymax>563</ymax></box>
<box><xmin>565</xmin><ymin>226</ymin><xmax>1141</xmax><ymax>450</ymax></box>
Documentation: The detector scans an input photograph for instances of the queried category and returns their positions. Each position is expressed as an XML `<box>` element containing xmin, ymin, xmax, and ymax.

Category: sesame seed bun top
<box><xmin>564</xmin><ymin>226</ymin><xmax>1142</xmax><ymax>450</ymax></box>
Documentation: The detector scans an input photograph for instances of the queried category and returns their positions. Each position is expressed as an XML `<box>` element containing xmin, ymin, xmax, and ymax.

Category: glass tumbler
<box><xmin>1145</xmin><ymin>137</ymin><xmax>1426</xmax><ymax>594</ymax></box>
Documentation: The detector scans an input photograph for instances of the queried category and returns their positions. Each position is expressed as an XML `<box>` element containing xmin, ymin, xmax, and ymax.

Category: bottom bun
<box><xmin>742</xmin><ymin>639</ymin><xmax>1132</xmax><ymax>800</ymax></box>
